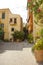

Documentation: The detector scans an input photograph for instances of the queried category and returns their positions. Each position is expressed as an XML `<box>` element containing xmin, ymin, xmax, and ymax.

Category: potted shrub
<box><xmin>32</xmin><ymin>38</ymin><xmax>43</xmax><ymax>62</ymax></box>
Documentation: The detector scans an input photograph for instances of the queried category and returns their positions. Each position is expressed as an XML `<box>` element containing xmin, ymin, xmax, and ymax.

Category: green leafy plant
<box><xmin>0</xmin><ymin>27</ymin><xmax>4</xmax><ymax>40</ymax></box>
<box><xmin>3</xmin><ymin>39</ymin><xmax>9</xmax><ymax>42</ymax></box>
<box><xmin>18</xmin><ymin>31</ymin><xmax>25</xmax><ymax>41</ymax></box>
<box><xmin>27</xmin><ymin>0</ymin><xmax>43</xmax><ymax>26</ymax></box>
<box><xmin>27</xmin><ymin>33</ymin><xmax>33</xmax><ymax>43</ymax></box>
<box><xmin>13</xmin><ymin>31</ymin><xmax>25</xmax><ymax>41</ymax></box>
<box><xmin>40</xmin><ymin>29</ymin><xmax>43</xmax><ymax>37</ymax></box>
<box><xmin>32</xmin><ymin>38</ymin><xmax>43</xmax><ymax>52</ymax></box>
<box><xmin>27</xmin><ymin>0</ymin><xmax>43</xmax><ymax>14</ymax></box>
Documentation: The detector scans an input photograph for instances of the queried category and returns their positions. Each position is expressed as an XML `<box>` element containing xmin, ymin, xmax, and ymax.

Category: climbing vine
<box><xmin>27</xmin><ymin>0</ymin><xmax>43</xmax><ymax>15</ymax></box>
<box><xmin>27</xmin><ymin>0</ymin><xmax>43</xmax><ymax>25</ymax></box>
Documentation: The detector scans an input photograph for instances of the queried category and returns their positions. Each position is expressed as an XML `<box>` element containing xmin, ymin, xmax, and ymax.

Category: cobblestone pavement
<box><xmin>0</xmin><ymin>41</ymin><xmax>43</xmax><ymax>65</ymax></box>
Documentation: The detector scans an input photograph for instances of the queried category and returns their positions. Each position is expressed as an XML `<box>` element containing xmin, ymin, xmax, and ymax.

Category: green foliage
<box><xmin>32</xmin><ymin>38</ymin><xmax>43</xmax><ymax>52</ymax></box>
<box><xmin>27</xmin><ymin>0</ymin><xmax>43</xmax><ymax>14</ymax></box>
<box><xmin>3</xmin><ymin>39</ymin><xmax>9</xmax><ymax>42</ymax></box>
<box><xmin>27</xmin><ymin>33</ymin><xmax>33</xmax><ymax>43</ymax></box>
<box><xmin>40</xmin><ymin>29</ymin><xmax>43</xmax><ymax>37</ymax></box>
<box><xmin>0</xmin><ymin>27</ymin><xmax>4</xmax><ymax>40</ymax></box>
<box><xmin>13</xmin><ymin>31</ymin><xmax>25</xmax><ymax>41</ymax></box>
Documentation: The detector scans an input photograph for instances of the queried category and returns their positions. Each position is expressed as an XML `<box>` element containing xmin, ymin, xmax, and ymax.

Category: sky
<box><xmin>0</xmin><ymin>0</ymin><xmax>27</xmax><ymax>23</ymax></box>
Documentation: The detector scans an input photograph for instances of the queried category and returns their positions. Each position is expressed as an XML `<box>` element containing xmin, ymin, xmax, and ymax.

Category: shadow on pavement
<box><xmin>37</xmin><ymin>62</ymin><xmax>43</xmax><ymax>65</ymax></box>
<box><xmin>0</xmin><ymin>41</ymin><xmax>34</xmax><ymax>53</ymax></box>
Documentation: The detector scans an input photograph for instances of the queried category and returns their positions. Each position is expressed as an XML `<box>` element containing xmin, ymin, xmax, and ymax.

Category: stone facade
<box><xmin>0</xmin><ymin>8</ymin><xmax>23</xmax><ymax>40</ymax></box>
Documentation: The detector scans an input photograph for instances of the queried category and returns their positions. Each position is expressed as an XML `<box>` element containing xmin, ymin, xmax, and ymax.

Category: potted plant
<box><xmin>32</xmin><ymin>38</ymin><xmax>43</xmax><ymax>62</ymax></box>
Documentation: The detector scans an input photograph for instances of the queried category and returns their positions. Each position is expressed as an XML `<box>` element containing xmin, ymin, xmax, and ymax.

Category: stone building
<box><xmin>0</xmin><ymin>8</ymin><xmax>23</xmax><ymax>40</ymax></box>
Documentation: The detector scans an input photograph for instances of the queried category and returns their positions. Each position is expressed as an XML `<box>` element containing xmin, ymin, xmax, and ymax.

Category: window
<box><xmin>2</xmin><ymin>13</ymin><xmax>5</xmax><ymax>19</ymax></box>
<box><xmin>10</xmin><ymin>18</ymin><xmax>12</xmax><ymax>22</ymax></box>
<box><xmin>11</xmin><ymin>28</ymin><xmax>14</xmax><ymax>31</ymax></box>
<box><xmin>14</xmin><ymin>18</ymin><xmax>17</xmax><ymax>24</ymax></box>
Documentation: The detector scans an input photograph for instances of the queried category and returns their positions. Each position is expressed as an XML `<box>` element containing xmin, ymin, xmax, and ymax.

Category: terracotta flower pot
<box><xmin>34</xmin><ymin>50</ymin><xmax>43</xmax><ymax>62</ymax></box>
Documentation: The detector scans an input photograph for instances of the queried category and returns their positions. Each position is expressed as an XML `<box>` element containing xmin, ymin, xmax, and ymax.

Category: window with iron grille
<box><xmin>2</xmin><ymin>13</ymin><xmax>5</xmax><ymax>19</ymax></box>
<box><xmin>10</xmin><ymin>18</ymin><xmax>12</xmax><ymax>22</ymax></box>
<box><xmin>14</xmin><ymin>18</ymin><xmax>17</xmax><ymax>24</ymax></box>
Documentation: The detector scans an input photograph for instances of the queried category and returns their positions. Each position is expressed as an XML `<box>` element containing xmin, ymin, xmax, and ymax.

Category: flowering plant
<box><xmin>27</xmin><ymin>0</ymin><xmax>43</xmax><ymax>15</ymax></box>
<box><xmin>27</xmin><ymin>0</ymin><xmax>43</xmax><ymax>24</ymax></box>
